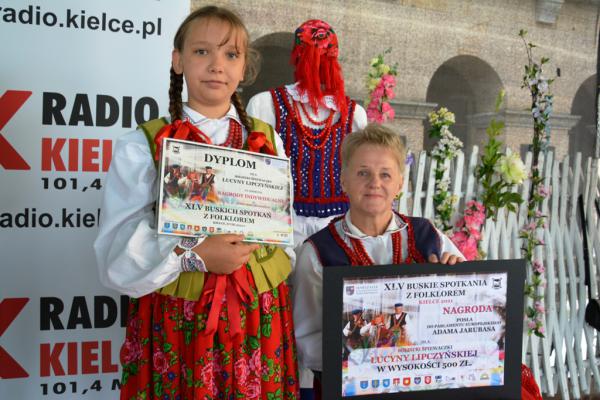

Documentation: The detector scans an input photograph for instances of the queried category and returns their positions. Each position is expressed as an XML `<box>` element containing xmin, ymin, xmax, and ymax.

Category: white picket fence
<box><xmin>396</xmin><ymin>146</ymin><xmax>600</xmax><ymax>399</ymax></box>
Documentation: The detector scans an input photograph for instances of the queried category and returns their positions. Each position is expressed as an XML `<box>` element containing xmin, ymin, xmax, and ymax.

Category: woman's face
<box><xmin>341</xmin><ymin>144</ymin><xmax>403</xmax><ymax>221</ymax></box>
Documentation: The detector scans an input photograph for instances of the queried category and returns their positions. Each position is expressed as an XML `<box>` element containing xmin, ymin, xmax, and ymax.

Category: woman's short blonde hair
<box><xmin>341</xmin><ymin>124</ymin><xmax>406</xmax><ymax>173</ymax></box>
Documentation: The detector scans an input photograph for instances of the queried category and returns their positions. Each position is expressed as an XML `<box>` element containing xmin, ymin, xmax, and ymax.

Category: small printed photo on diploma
<box><xmin>156</xmin><ymin>138</ymin><xmax>293</xmax><ymax>245</ymax></box>
<box><xmin>340</xmin><ymin>272</ymin><xmax>507</xmax><ymax>397</ymax></box>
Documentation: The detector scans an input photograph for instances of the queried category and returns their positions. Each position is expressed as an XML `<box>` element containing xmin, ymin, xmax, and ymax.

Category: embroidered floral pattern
<box><xmin>119</xmin><ymin>268</ymin><xmax>299</xmax><ymax>399</ymax></box>
<box><xmin>294</xmin><ymin>19</ymin><xmax>338</xmax><ymax>57</ymax></box>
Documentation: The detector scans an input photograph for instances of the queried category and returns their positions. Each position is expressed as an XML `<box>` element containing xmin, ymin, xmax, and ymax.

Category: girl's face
<box><xmin>172</xmin><ymin>17</ymin><xmax>246</xmax><ymax>116</ymax></box>
<box><xmin>341</xmin><ymin>144</ymin><xmax>403</xmax><ymax>221</ymax></box>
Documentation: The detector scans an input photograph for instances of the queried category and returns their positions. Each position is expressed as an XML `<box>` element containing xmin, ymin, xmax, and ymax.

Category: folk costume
<box><xmin>388</xmin><ymin>309</ymin><xmax>410</xmax><ymax>346</ymax></box>
<box><xmin>293</xmin><ymin>211</ymin><xmax>461</xmax><ymax>374</ymax></box>
<box><xmin>247</xmin><ymin>20</ymin><xmax>367</xmax><ymax>245</ymax></box>
<box><xmin>94</xmin><ymin>104</ymin><xmax>299</xmax><ymax>400</ymax></box>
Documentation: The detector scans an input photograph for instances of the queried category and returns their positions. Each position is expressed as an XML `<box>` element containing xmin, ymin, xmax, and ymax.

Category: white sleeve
<box><xmin>292</xmin><ymin>212</ymin><xmax>337</xmax><ymax>248</ymax></box>
<box><xmin>292</xmin><ymin>241</ymin><xmax>324</xmax><ymax>371</ymax></box>
<box><xmin>247</xmin><ymin>91</ymin><xmax>277</xmax><ymax>129</ymax></box>
<box><xmin>93</xmin><ymin>130</ymin><xmax>193</xmax><ymax>298</ymax></box>
<box><xmin>343</xmin><ymin>321</ymin><xmax>351</xmax><ymax>337</ymax></box>
<box><xmin>360</xmin><ymin>323</ymin><xmax>373</xmax><ymax>336</ymax></box>
<box><xmin>352</xmin><ymin>103</ymin><xmax>368</xmax><ymax>131</ymax></box>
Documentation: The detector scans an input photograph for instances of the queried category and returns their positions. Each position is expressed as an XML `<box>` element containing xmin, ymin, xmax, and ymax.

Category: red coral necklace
<box><xmin>290</xmin><ymin>100</ymin><xmax>335</xmax><ymax>150</ymax></box>
<box><xmin>328</xmin><ymin>213</ymin><xmax>424</xmax><ymax>265</ymax></box>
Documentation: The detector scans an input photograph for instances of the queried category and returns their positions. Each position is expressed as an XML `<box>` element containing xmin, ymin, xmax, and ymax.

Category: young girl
<box><xmin>94</xmin><ymin>6</ymin><xmax>299</xmax><ymax>399</ymax></box>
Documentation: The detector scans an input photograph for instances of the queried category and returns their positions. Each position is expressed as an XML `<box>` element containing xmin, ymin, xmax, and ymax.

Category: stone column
<box><xmin>467</xmin><ymin>110</ymin><xmax>579</xmax><ymax>160</ymax></box>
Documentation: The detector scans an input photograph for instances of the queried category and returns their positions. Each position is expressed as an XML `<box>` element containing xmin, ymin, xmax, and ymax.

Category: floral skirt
<box><xmin>119</xmin><ymin>269</ymin><xmax>299</xmax><ymax>400</ymax></box>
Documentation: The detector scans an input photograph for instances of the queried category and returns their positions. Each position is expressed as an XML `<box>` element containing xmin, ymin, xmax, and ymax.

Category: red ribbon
<box><xmin>199</xmin><ymin>267</ymin><xmax>254</xmax><ymax>337</ymax></box>
<box><xmin>155</xmin><ymin>120</ymin><xmax>276</xmax><ymax>338</ymax></box>
<box><xmin>153</xmin><ymin>119</ymin><xmax>212</xmax><ymax>161</ymax></box>
<box><xmin>247</xmin><ymin>131</ymin><xmax>276</xmax><ymax>155</ymax></box>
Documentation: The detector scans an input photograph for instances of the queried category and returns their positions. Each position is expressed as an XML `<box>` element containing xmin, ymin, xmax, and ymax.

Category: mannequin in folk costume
<box><xmin>247</xmin><ymin>19</ymin><xmax>367</xmax><ymax>245</ymax></box>
<box><xmin>94</xmin><ymin>6</ymin><xmax>299</xmax><ymax>399</ymax></box>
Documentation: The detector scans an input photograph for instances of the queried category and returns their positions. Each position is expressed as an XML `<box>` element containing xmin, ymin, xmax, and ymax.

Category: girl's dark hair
<box><xmin>168</xmin><ymin>5</ymin><xmax>260</xmax><ymax>134</ymax></box>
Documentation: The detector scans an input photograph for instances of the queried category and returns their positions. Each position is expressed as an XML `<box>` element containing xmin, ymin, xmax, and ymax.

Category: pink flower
<box><xmin>245</xmin><ymin>376</ymin><xmax>261</xmax><ymax>399</ymax></box>
<box><xmin>450</xmin><ymin>230</ymin><xmax>468</xmax><ymax>247</ymax></box>
<box><xmin>234</xmin><ymin>358</ymin><xmax>250</xmax><ymax>385</ymax></box>
<box><xmin>367</xmin><ymin>106</ymin><xmax>384</xmax><ymax>124</ymax></box>
<box><xmin>381</xmin><ymin>74</ymin><xmax>396</xmax><ymax>99</ymax></box>
<box><xmin>183</xmin><ymin>300</ymin><xmax>195</xmax><ymax>321</ymax></box>
<box><xmin>127</xmin><ymin>316</ymin><xmax>142</xmax><ymax>331</ymax></box>
<box><xmin>468</xmin><ymin>227</ymin><xmax>481</xmax><ymax>241</ymax></box>
<box><xmin>250</xmin><ymin>349</ymin><xmax>261</xmax><ymax>373</ymax></box>
<box><xmin>381</xmin><ymin>102</ymin><xmax>395</xmax><ymax>121</ymax></box>
<box><xmin>537</xmin><ymin>185</ymin><xmax>550</xmax><ymax>198</ymax></box>
<box><xmin>211</xmin><ymin>351</ymin><xmax>223</xmax><ymax>375</ymax></box>
<box><xmin>464</xmin><ymin>213</ymin><xmax>484</xmax><ymax>229</ymax></box>
<box><xmin>527</xmin><ymin>320</ymin><xmax>537</xmax><ymax>330</ymax></box>
<box><xmin>534</xmin><ymin>301</ymin><xmax>545</xmax><ymax>313</ymax></box>
<box><xmin>153</xmin><ymin>350</ymin><xmax>169</xmax><ymax>374</ymax></box>
<box><xmin>371</xmin><ymin>83</ymin><xmax>385</xmax><ymax>100</ymax></box>
<box><xmin>261</xmin><ymin>292</ymin><xmax>274</xmax><ymax>314</ymax></box>
<box><xmin>532</xmin><ymin>261</ymin><xmax>545</xmax><ymax>274</ymax></box>
<box><xmin>452</xmin><ymin>231</ymin><xmax>478</xmax><ymax>260</ymax></box>
<box><xmin>463</xmin><ymin>204</ymin><xmax>485</xmax><ymax>228</ymax></box>
<box><xmin>458</xmin><ymin>236</ymin><xmax>479</xmax><ymax>261</ymax></box>
<box><xmin>538</xmin><ymin>326</ymin><xmax>545</xmax><ymax>335</ymax></box>
<box><xmin>466</xmin><ymin>200</ymin><xmax>485</xmax><ymax>213</ymax></box>
<box><xmin>120</xmin><ymin>338</ymin><xmax>143</xmax><ymax>364</ymax></box>
<box><xmin>201</xmin><ymin>363</ymin><xmax>214</xmax><ymax>389</ymax></box>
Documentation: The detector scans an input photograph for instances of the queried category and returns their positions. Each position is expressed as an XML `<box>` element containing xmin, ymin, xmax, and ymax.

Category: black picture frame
<box><xmin>322</xmin><ymin>259</ymin><xmax>526</xmax><ymax>400</ymax></box>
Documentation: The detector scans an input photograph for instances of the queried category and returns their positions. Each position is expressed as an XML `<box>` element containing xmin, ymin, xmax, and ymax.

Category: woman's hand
<box><xmin>193</xmin><ymin>234</ymin><xmax>260</xmax><ymax>274</ymax></box>
<box><xmin>428</xmin><ymin>252</ymin><xmax>465</xmax><ymax>265</ymax></box>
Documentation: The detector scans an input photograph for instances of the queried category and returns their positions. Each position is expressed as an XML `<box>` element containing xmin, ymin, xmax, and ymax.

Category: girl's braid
<box><xmin>168</xmin><ymin>67</ymin><xmax>184</xmax><ymax>121</ymax></box>
<box><xmin>231</xmin><ymin>92</ymin><xmax>253</xmax><ymax>134</ymax></box>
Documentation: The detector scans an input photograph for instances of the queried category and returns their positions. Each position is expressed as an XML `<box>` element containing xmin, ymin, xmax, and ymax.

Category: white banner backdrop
<box><xmin>0</xmin><ymin>1</ymin><xmax>188</xmax><ymax>398</ymax></box>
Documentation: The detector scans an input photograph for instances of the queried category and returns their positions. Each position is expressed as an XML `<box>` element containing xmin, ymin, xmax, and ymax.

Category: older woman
<box><xmin>292</xmin><ymin>124</ymin><xmax>464</xmax><ymax>397</ymax></box>
<box><xmin>292</xmin><ymin>124</ymin><xmax>543</xmax><ymax>400</ymax></box>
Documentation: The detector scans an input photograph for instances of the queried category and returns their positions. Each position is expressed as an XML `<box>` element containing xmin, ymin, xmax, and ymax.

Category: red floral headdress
<box><xmin>290</xmin><ymin>19</ymin><xmax>347</xmax><ymax>120</ymax></box>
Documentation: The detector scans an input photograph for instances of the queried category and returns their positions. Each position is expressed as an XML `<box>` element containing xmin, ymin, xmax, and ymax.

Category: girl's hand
<box><xmin>193</xmin><ymin>234</ymin><xmax>260</xmax><ymax>274</ymax></box>
<box><xmin>428</xmin><ymin>252</ymin><xmax>465</xmax><ymax>265</ymax></box>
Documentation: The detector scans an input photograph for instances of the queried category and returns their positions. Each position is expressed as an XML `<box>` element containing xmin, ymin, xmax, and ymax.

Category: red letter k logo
<box><xmin>0</xmin><ymin>90</ymin><xmax>33</xmax><ymax>170</ymax></box>
<box><xmin>0</xmin><ymin>298</ymin><xmax>30</xmax><ymax>379</ymax></box>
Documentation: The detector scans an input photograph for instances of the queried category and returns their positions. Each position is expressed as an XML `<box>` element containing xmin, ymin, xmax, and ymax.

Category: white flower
<box><xmin>495</xmin><ymin>153</ymin><xmax>527</xmax><ymax>184</ymax></box>
<box><xmin>436</xmin><ymin>178</ymin><xmax>450</xmax><ymax>192</ymax></box>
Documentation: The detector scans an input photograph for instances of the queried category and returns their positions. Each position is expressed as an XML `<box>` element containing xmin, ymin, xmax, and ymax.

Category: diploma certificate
<box><xmin>157</xmin><ymin>138</ymin><xmax>293</xmax><ymax>245</ymax></box>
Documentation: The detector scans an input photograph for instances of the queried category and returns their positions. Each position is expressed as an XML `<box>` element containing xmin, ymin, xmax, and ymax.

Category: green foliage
<box><xmin>475</xmin><ymin>91</ymin><xmax>524</xmax><ymax>220</ymax></box>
